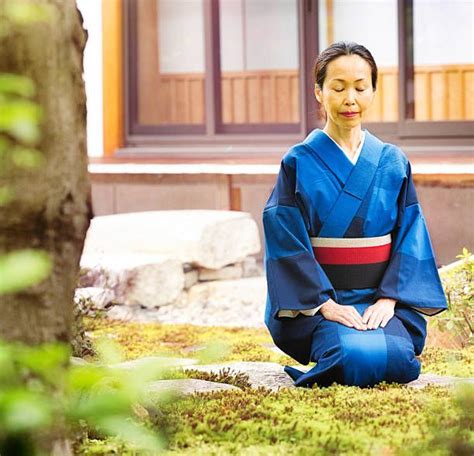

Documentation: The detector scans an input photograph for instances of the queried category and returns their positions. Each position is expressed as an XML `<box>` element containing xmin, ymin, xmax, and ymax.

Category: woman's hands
<box><xmin>361</xmin><ymin>298</ymin><xmax>396</xmax><ymax>329</ymax></box>
<box><xmin>320</xmin><ymin>298</ymin><xmax>368</xmax><ymax>331</ymax></box>
<box><xmin>320</xmin><ymin>298</ymin><xmax>396</xmax><ymax>330</ymax></box>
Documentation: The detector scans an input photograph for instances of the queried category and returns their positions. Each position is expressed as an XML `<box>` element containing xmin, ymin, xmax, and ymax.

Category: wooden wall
<box><xmin>138</xmin><ymin>65</ymin><xmax>474</xmax><ymax>124</ymax></box>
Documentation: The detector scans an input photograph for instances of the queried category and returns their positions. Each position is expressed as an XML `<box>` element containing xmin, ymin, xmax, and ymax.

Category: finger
<box><xmin>375</xmin><ymin>311</ymin><xmax>390</xmax><ymax>329</ymax></box>
<box><xmin>351</xmin><ymin>308</ymin><xmax>365</xmax><ymax>325</ymax></box>
<box><xmin>372</xmin><ymin>313</ymin><xmax>385</xmax><ymax>330</ymax></box>
<box><xmin>362</xmin><ymin>309</ymin><xmax>372</xmax><ymax>324</ymax></box>
<box><xmin>339</xmin><ymin>316</ymin><xmax>354</xmax><ymax>328</ymax></box>
<box><xmin>380</xmin><ymin>314</ymin><xmax>391</xmax><ymax>328</ymax></box>
<box><xmin>348</xmin><ymin>315</ymin><xmax>367</xmax><ymax>330</ymax></box>
<box><xmin>367</xmin><ymin>311</ymin><xmax>380</xmax><ymax>329</ymax></box>
<box><xmin>380</xmin><ymin>312</ymin><xmax>394</xmax><ymax>328</ymax></box>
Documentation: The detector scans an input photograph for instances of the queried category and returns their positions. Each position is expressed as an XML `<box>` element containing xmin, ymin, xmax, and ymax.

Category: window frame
<box><xmin>122</xmin><ymin>0</ymin><xmax>474</xmax><ymax>150</ymax></box>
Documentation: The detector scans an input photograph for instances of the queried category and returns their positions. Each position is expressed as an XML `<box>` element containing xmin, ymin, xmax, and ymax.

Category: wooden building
<box><xmin>87</xmin><ymin>0</ymin><xmax>474</xmax><ymax>264</ymax></box>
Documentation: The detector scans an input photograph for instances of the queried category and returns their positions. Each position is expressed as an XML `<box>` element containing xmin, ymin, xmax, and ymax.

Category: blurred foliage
<box><xmin>436</xmin><ymin>248</ymin><xmax>473</xmax><ymax>347</ymax></box>
<box><xmin>0</xmin><ymin>249</ymin><xmax>52</xmax><ymax>294</ymax></box>
<box><xmin>0</xmin><ymin>339</ymin><xmax>166</xmax><ymax>455</ymax></box>
<box><xmin>0</xmin><ymin>3</ymin><xmax>167</xmax><ymax>455</ymax></box>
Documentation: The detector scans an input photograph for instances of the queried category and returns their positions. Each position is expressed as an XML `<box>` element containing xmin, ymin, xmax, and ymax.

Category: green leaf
<box><xmin>0</xmin><ymin>249</ymin><xmax>52</xmax><ymax>294</ymax></box>
<box><xmin>0</xmin><ymin>100</ymin><xmax>42</xmax><ymax>144</ymax></box>
<box><xmin>67</xmin><ymin>365</ymin><xmax>113</xmax><ymax>392</ymax></box>
<box><xmin>16</xmin><ymin>343</ymin><xmax>70</xmax><ymax>383</ymax></box>
<box><xmin>0</xmin><ymin>186</ymin><xmax>14</xmax><ymax>206</ymax></box>
<box><xmin>93</xmin><ymin>337</ymin><xmax>125</xmax><ymax>365</ymax></box>
<box><xmin>69</xmin><ymin>391</ymin><xmax>132</xmax><ymax>422</ymax></box>
<box><xmin>0</xmin><ymin>344</ymin><xmax>15</xmax><ymax>383</ymax></box>
<box><xmin>4</xmin><ymin>2</ymin><xmax>55</xmax><ymax>24</ymax></box>
<box><xmin>12</xmin><ymin>147</ymin><xmax>45</xmax><ymax>169</ymax></box>
<box><xmin>0</xmin><ymin>74</ymin><xmax>35</xmax><ymax>98</ymax></box>
<box><xmin>0</xmin><ymin>389</ymin><xmax>53</xmax><ymax>432</ymax></box>
<box><xmin>96</xmin><ymin>416</ymin><xmax>165</xmax><ymax>453</ymax></box>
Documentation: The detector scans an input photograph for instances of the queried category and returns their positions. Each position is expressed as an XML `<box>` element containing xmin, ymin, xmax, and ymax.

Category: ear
<box><xmin>314</xmin><ymin>84</ymin><xmax>323</xmax><ymax>104</ymax></box>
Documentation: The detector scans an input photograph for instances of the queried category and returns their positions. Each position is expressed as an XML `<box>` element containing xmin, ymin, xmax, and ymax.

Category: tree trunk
<box><xmin>0</xmin><ymin>0</ymin><xmax>91</xmax><ymax>344</ymax></box>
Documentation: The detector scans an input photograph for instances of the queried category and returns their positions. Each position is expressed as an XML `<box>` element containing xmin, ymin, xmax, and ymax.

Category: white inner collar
<box><xmin>322</xmin><ymin>129</ymin><xmax>366</xmax><ymax>165</ymax></box>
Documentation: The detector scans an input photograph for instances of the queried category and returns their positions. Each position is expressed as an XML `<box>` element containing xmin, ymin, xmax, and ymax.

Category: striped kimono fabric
<box><xmin>263</xmin><ymin>128</ymin><xmax>448</xmax><ymax>388</ymax></box>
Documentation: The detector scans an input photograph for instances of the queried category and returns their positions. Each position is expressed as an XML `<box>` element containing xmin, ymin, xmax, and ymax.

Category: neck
<box><xmin>323</xmin><ymin>123</ymin><xmax>363</xmax><ymax>153</ymax></box>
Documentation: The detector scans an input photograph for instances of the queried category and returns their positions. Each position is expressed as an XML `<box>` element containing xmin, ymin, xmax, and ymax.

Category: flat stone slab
<box><xmin>406</xmin><ymin>373</ymin><xmax>474</xmax><ymax>389</ymax></box>
<box><xmin>108</xmin><ymin>356</ymin><xmax>199</xmax><ymax>371</ymax></box>
<box><xmin>188</xmin><ymin>362</ymin><xmax>294</xmax><ymax>391</ymax></box>
<box><xmin>82</xmin><ymin>210</ymin><xmax>261</xmax><ymax>269</ymax></box>
<box><xmin>187</xmin><ymin>362</ymin><xmax>474</xmax><ymax>391</ymax></box>
<box><xmin>146</xmin><ymin>379</ymin><xmax>240</xmax><ymax>396</ymax></box>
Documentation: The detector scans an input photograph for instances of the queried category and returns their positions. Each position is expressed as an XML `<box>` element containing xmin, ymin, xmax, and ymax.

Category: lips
<box><xmin>341</xmin><ymin>112</ymin><xmax>359</xmax><ymax>117</ymax></box>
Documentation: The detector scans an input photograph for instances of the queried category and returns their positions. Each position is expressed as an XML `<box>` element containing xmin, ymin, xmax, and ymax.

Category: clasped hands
<box><xmin>320</xmin><ymin>298</ymin><xmax>396</xmax><ymax>330</ymax></box>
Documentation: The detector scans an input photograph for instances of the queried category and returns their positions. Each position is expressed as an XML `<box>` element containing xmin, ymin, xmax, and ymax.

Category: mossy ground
<box><xmin>84</xmin><ymin>317</ymin><xmax>474</xmax><ymax>378</ymax></box>
<box><xmin>77</xmin><ymin>318</ymin><xmax>473</xmax><ymax>455</ymax></box>
<box><xmin>78</xmin><ymin>256</ymin><xmax>473</xmax><ymax>454</ymax></box>
<box><xmin>78</xmin><ymin>380</ymin><xmax>473</xmax><ymax>455</ymax></box>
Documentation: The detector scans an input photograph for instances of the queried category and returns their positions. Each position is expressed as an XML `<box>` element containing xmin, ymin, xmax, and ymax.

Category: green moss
<box><xmin>419</xmin><ymin>346</ymin><xmax>473</xmax><ymax>377</ymax></box>
<box><xmin>157</xmin><ymin>383</ymin><xmax>473</xmax><ymax>455</ymax></box>
<box><xmin>85</xmin><ymin>319</ymin><xmax>473</xmax><ymax>378</ymax></box>
<box><xmin>77</xmin><ymin>382</ymin><xmax>474</xmax><ymax>455</ymax></box>
<box><xmin>78</xmin><ymin>252</ymin><xmax>474</xmax><ymax>454</ymax></box>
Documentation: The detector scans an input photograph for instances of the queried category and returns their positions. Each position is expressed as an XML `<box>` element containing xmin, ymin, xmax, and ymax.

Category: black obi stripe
<box><xmin>320</xmin><ymin>261</ymin><xmax>389</xmax><ymax>289</ymax></box>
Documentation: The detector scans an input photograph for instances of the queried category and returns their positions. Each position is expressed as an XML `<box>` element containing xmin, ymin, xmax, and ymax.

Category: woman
<box><xmin>262</xmin><ymin>41</ymin><xmax>447</xmax><ymax>388</ymax></box>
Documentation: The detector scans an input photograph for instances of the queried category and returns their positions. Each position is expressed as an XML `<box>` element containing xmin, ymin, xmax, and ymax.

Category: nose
<box><xmin>344</xmin><ymin>89</ymin><xmax>357</xmax><ymax>105</ymax></box>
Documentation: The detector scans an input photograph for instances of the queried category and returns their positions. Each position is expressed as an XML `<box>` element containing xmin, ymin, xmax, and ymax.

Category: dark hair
<box><xmin>313</xmin><ymin>41</ymin><xmax>378</xmax><ymax>91</ymax></box>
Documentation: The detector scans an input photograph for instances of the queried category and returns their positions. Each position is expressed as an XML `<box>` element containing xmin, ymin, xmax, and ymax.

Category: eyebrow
<box><xmin>330</xmin><ymin>78</ymin><xmax>368</xmax><ymax>82</ymax></box>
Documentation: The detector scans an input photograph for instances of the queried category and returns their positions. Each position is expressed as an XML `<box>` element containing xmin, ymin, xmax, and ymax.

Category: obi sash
<box><xmin>310</xmin><ymin>234</ymin><xmax>392</xmax><ymax>289</ymax></box>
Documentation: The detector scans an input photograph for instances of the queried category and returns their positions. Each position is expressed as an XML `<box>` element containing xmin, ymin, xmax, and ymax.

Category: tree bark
<box><xmin>0</xmin><ymin>0</ymin><xmax>91</xmax><ymax>344</ymax></box>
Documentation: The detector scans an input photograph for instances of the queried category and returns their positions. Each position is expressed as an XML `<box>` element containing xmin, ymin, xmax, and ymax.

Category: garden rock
<box><xmin>82</xmin><ymin>210</ymin><xmax>261</xmax><ymax>269</ymax></box>
<box><xmin>80</xmin><ymin>253</ymin><xmax>184</xmax><ymax>308</ymax></box>
<box><xmin>198</xmin><ymin>263</ymin><xmax>243</xmax><ymax>281</ymax></box>
<box><xmin>105</xmin><ymin>276</ymin><xmax>267</xmax><ymax>328</ymax></box>
<box><xmin>146</xmin><ymin>379</ymin><xmax>240</xmax><ymax>396</ymax></box>
<box><xmin>74</xmin><ymin>287</ymin><xmax>115</xmax><ymax>309</ymax></box>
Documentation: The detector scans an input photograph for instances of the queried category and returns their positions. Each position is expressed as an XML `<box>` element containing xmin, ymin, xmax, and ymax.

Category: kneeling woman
<box><xmin>262</xmin><ymin>41</ymin><xmax>447</xmax><ymax>388</ymax></box>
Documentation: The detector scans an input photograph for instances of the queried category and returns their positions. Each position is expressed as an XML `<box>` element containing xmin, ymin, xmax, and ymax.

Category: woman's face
<box><xmin>315</xmin><ymin>54</ymin><xmax>375</xmax><ymax>129</ymax></box>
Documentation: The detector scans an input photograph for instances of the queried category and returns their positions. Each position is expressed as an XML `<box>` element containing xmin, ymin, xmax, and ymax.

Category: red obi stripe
<box><xmin>309</xmin><ymin>234</ymin><xmax>392</xmax><ymax>289</ymax></box>
<box><xmin>313</xmin><ymin>243</ymin><xmax>391</xmax><ymax>265</ymax></box>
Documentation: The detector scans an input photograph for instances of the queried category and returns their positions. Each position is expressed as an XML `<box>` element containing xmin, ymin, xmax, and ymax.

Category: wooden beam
<box><xmin>326</xmin><ymin>0</ymin><xmax>334</xmax><ymax>45</ymax></box>
<box><xmin>102</xmin><ymin>0</ymin><xmax>124</xmax><ymax>157</ymax></box>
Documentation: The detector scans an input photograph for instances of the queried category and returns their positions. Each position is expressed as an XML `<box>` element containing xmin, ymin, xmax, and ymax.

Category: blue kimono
<box><xmin>263</xmin><ymin>128</ymin><xmax>448</xmax><ymax>388</ymax></box>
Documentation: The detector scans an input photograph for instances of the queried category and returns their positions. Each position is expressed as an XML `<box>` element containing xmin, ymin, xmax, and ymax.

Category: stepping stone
<box><xmin>187</xmin><ymin>362</ymin><xmax>474</xmax><ymax>391</ymax></box>
<box><xmin>82</xmin><ymin>210</ymin><xmax>261</xmax><ymax>269</ymax></box>
<box><xmin>189</xmin><ymin>361</ymin><xmax>294</xmax><ymax>391</ymax></box>
<box><xmin>109</xmin><ymin>356</ymin><xmax>199</xmax><ymax>371</ymax></box>
<box><xmin>146</xmin><ymin>379</ymin><xmax>240</xmax><ymax>396</ymax></box>
<box><xmin>407</xmin><ymin>373</ymin><xmax>474</xmax><ymax>389</ymax></box>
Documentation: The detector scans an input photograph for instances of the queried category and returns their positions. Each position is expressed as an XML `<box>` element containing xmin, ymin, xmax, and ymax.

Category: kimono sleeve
<box><xmin>374</xmin><ymin>160</ymin><xmax>448</xmax><ymax>316</ymax></box>
<box><xmin>263</xmin><ymin>158</ymin><xmax>337</xmax><ymax>320</ymax></box>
